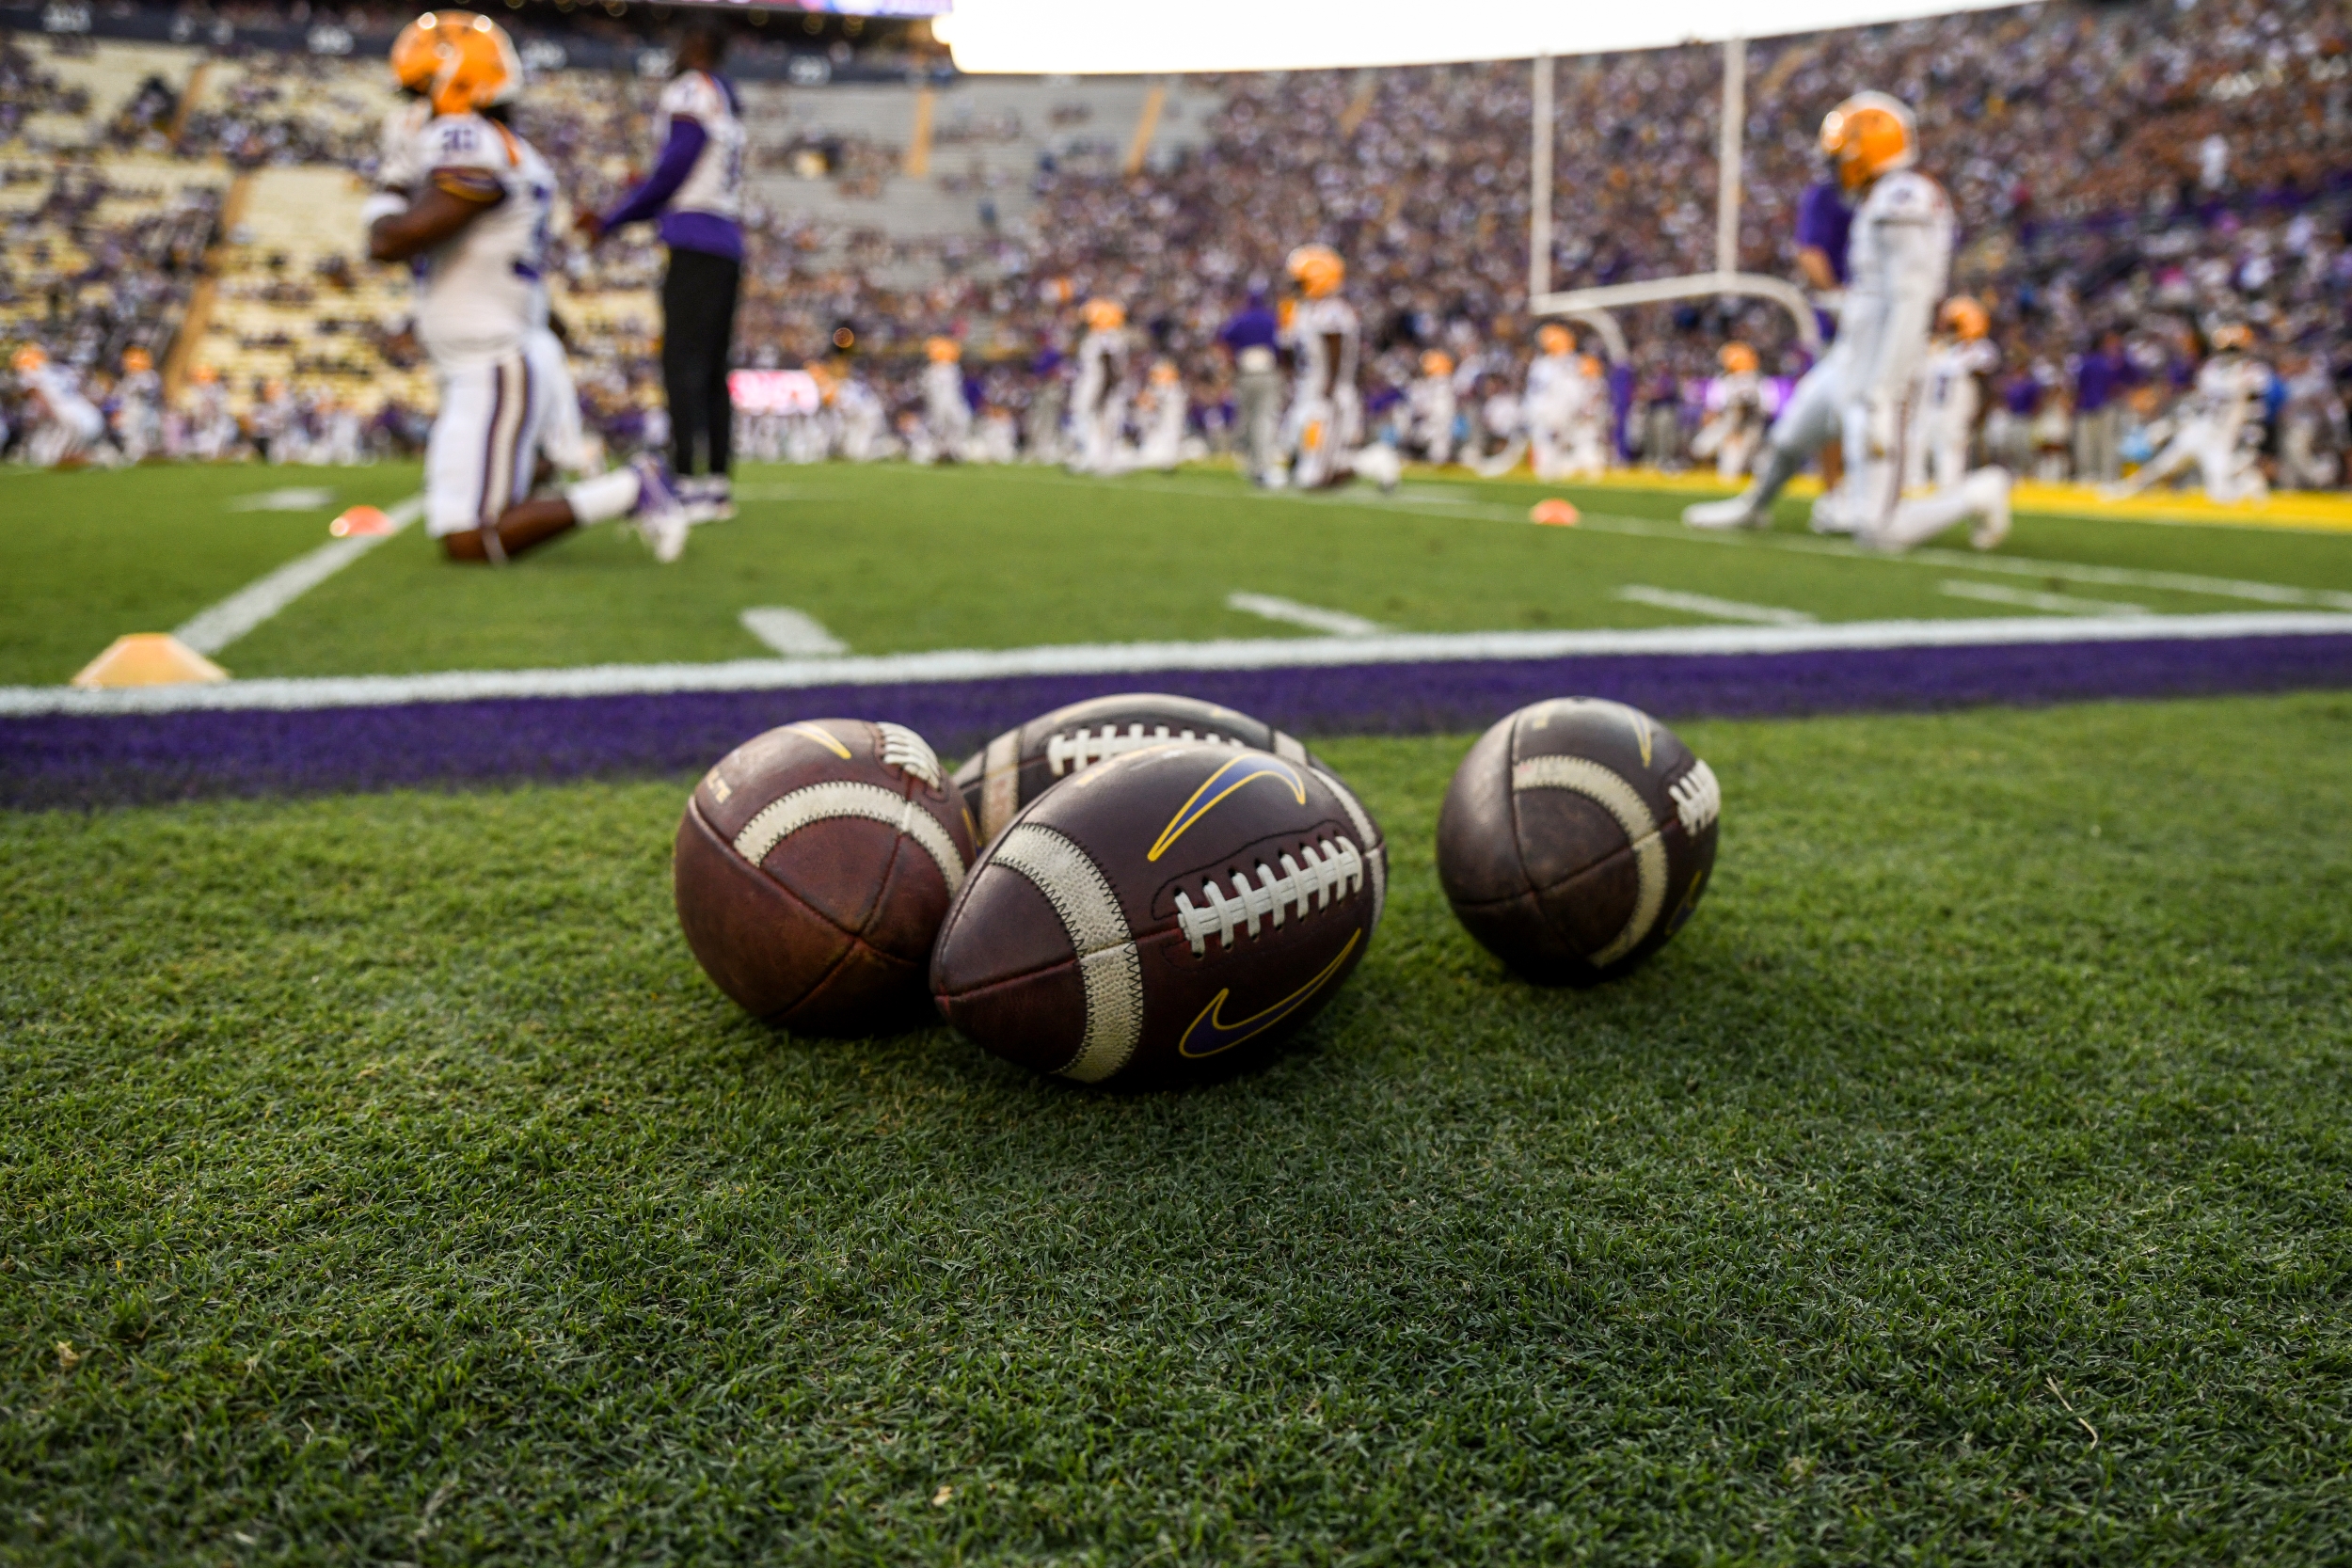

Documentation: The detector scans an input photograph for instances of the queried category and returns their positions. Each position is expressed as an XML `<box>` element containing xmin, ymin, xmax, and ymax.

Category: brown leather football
<box><xmin>1437</xmin><ymin>698</ymin><xmax>1720</xmax><ymax>986</ymax></box>
<box><xmin>674</xmin><ymin>719</ymin><xmax>977</xmax><ymax>1034</ymax></box>
<box><xmin>950</xmin><ymin>692</ymin><xmax>1320</xmax><ymax>847</ymax></box>
<box><xmin>931</xmin><ymin>741</ymin><xmax>1385</xmax><ymax>1086</ymax></box>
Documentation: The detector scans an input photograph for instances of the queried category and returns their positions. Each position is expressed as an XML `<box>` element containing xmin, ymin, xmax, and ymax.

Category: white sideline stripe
<box><xmin>1940</xmin><ymin>579</ymin><xmax>2148</xmax><ymax>617</ymax></box>
<box><xmin>1227</xmin><ymin>592</ymin><xmax>1385</xmax><ymax>637</ymax></box>
<box><xmin>173</xmin><ymin>495</ymin><xmax>424</xmax><ymax>656</ymax></box>
<box><xmin>1008</xmin><ymin>471</ymin><xmax>2352</xmax><ymax>613</ymax></box>
<box><xmin>1614</xmin><ymin>585</ymin><xmax>1817</xmax><ymax>626</ymax></box>
<box><xmin>225</xmin><ymin>487</ymin><xmax>337</xmax><ymax>513</ymax></box>
<box><xmin>739</xmin><ymin>607</ymin><xmax>848</xmax><ymax>657</ymax></box>
<box><xmin>7</xmin><ymin>611</ymin><xmax>2350</xmax><ymax>718</ymax></box>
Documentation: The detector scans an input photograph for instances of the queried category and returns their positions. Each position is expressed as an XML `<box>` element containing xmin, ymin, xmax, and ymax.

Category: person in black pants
<box><xmin>579</xmin><ymin>21</ymin><xmax>747</xmax><ymax>520</ymax></box>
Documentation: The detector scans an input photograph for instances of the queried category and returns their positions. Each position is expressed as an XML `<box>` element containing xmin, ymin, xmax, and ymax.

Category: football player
<box><xmin>579</xmin><ymin>20</ymin><xmax>746</xmax><ymax>523</ymax></box>
<box><xmin>111</xmin><ymin>345</ymin><xmax>163</xmax><ymax>464</ymax></box>
<box><xmin>1133</xmin><ymin>359</ymin><xmax>1189</xmax><ymax>472</ymax></box>
<box><xmin>1524</xmin><ymin>324</ymin><xmax>1579</xmax><ymax>481</ymax></box>
<box><xmin>1906</xmin><ymin>297</ymin><xmax>1997</xmax><ymax>491</ymax></box>
<box><xmin>834</xmin><ymin>367</ymin><xmax>892</xmax><ymax>462</ymax></box>
<box><xmin>921</xmin><ymin>336</ymin><xmax>972</xmax><ymax>462</ymax></box>
<box><xmin>2104</xmin><ymin>323</ymin><xmax>2271</xmax><ymax>505</ymax></box>
<box><xmin>1689</xmin><ymin>343</ymin><xmax>1765</xmax><ymax>483</ymax></box>
<box><xmin>1563</xmin><ymin>353</ymin><xmax>1613</xmax><ymax>481</ymax></box>
<box><xmin>1405</xmin><ymin>349</ymin><xmax>1458</xmax><ymax>466</ymax></box>
<box><xmin>366</xmin><ymin>11</ymin><xmax>686</xmax><ymax>563</ymax></box>
<box><xmin>180</xmin><ymin>364</ymin><xmax>237</xmax><ymax>461</ymax></box>
<box><xmin>1281</xmin><ymin>244</ymin><xmax>1398</xmax><ymax>491</ymax></box>
<box><xmin>1067</xmin><ymin>297</ymin><xmax>1130</xmax><ymax>475</ymax></box>
<box><xmin>1687</xmin><ymin>93</ymin><xmax>2003</xmax><ymax>548</ymax></box>
<box><xmin>11</xmin><ymin>346</ymin><xmax>107</xmax><ymax>468</ymax></box>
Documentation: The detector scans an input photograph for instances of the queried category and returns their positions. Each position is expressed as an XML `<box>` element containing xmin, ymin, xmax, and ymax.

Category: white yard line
<box><xmin>8</xmin><ymin>611</ymin><xmax>2348</xmax><ymax>718</ymax></box>
<box><xmin>1940</xmin><ymin>580</ymin><xmax>2148</xmax><ymax>617</ymax></box>
<box><xmin>1002</xmin><ymin>471</ymin><xmax>2352</xmax><ymax>614</ymax></box>
<box><xmin>1226</xmin><ymin>592</ymin><xmax>1385</xmax><ymax>637</ymax></box>
<box><xmin>739</xmin><ymin>608</ymin><xmax>848</xmax><ymax>657</ymax></box>
<box><xmin>173</xmin><ymin>495</ymin><xmax>424</xmax><ymax>656</ymax></box>
<box><xmin>1613</xmin><ymin>585</ymin><xmax>1818</xmax><ymax>626</ymax></box>
<box><xmin>225</xmin><ymin>486</ymin><xmax>338</xmax><ymax>513</ymax></box>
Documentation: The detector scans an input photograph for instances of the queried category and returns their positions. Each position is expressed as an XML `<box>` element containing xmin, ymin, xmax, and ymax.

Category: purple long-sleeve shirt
<box><xmin>598</xmin><ymin>75</ymin><xmax>744</xmax><ymax>261</ymax></box>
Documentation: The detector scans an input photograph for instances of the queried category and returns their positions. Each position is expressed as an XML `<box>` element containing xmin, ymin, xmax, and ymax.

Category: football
<box><xmin>673</xmin><ymin>718</ymin><xmax>977</xmax><ymax>1033</ymax></box>
<box><xmin>1437</xmin><ymin>698</ymin><xmax>1721</xmax><ymax>985</ymax></box>
<box><xmin>931</xmin><ymin>740</ymin><xmax>1385</xmax><ymax>1086</ymax></box>
<box><xmin>951</xmin><ymin>692</ymin><xmax>1320</xmax><ymax>847</ymax></box>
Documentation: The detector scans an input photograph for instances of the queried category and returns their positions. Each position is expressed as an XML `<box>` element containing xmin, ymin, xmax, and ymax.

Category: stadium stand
<box><xmin>0</xmin><ymin>0</ymin><xmax>2344</xmax><ymax>483</ymax></box>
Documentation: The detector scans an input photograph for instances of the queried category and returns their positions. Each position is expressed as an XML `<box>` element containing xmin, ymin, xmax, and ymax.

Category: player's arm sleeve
<box><xmin>1857</xmin><ymin>220</ymin><xmax>1944</xmax><ymax>406</ymax></box>
<box><xmin>429</xmin><ymin>165</ymin><xmax>508</xmax><ymax>206</ymax></box>
<box><xmin>601</xmin><ymin>117</ymin><xmax>707</xmax><ymax>230</ymax></box>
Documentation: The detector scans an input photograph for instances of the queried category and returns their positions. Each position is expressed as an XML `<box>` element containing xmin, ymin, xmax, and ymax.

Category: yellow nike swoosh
<box><xmin>1178</xmin><ymin>930</ymin><xmax>1360</xmax><ymax>1059</ymax></box>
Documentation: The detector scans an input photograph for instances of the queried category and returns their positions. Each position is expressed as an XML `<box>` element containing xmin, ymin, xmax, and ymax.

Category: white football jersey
<box><xmin>2192</xmin><ymin>355</ymin><xmax>2270</xmax><ymax>427</ymax></box>
<box><xmin>656</xmin><ymin>70</ymin><xmax>744</xmax><ymax>221</ymax></box>
<box><xmin>407</xmin><ymin>113</ymin><xmax>557</xmax><ymax>366</ymax></box>
<box><xmin>1293</xmin><ymin>296</ymin><xmax>1359</xmax><ymax>398</ymax></box>
<box><xmin>1525</xmin><ymin>350</ymin><xmax>1576</xmax><ymax>407</ymax></box>
<box><xmin>1407</xmin><ymin>375</ymin><xmax>1455</xmax><ymax>428</ymax></box>
<box><xmin>923</xmin><ymin>359</ymin><xmax>967</xmax><ymax>416</ymax></box>
<box><xmin>1920</xmin><ymin>339</ymin><xmax>1994</xmax><ymax>416</ymax></box>
<box><xmin>24</xmin><ymin>362</ymin><xmax>93</xmax><ymax>416</ymax></box>
<box><xmin>1840</xmin><ymin>169</ymin><xmax>1954</xmax><ymax>401</ymax></box>
<box><xmin>1074</xmin><ymin>328</ymin><xmax>1127</xmax><ymax>412</ymax></box>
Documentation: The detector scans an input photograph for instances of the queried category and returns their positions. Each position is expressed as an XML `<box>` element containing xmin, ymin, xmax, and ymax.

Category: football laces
<box><xmin>1046</xmin><ymin>722</ymin><xmax>1240</xmax><ymax>777</ymax></box>
<box><xmin>1174</xmin><ymin>835</ymin><xmax>1364</xmax><ymax>956</ymax></box>
<box><xmin>877</xmin><ymin>722</ymin><xmax>943</xmax><ymax>789</ymax></box>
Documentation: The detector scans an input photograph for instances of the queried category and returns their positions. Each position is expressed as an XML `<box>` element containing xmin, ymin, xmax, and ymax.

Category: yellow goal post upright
<box><xmin>1525</xmin><ymin>39</ymin><xmax>1823</xmax><ymax>363</ymax></box>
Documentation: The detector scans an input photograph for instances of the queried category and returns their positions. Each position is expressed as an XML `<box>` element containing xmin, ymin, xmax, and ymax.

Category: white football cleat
<box><xmin>1807</xmin><ymin>491</ymin><xmax>1859</xmax><ymax>535</ymax></box>
<box><xmin>629</xmin><ymin>454</ymin><xmax>691</xmax><ymax>563</ymax></box>
<box><xmin>681</xmin><ymin>473</ymin><xmax>736</xmax><ymax>524</ymax></box>
<box><xmin>1350</xmin><ymin>444</ymin><xmax>1402</xmax><ymax>493</ymax></box>
<box><xmin>1683</xmin><ymin>492</ymin><xmax>1767</xmax><ymax>531</ymax></box>
<box><xmin>1967</xmin><ymin>467</ymin><xmax>2013</xmax><ymax>551</ymax></box>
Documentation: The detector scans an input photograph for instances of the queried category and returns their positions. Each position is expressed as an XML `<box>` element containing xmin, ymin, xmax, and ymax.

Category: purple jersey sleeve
<box><xmin>601</xmin><ymin>117</ymin><xmax>707</xmax><ymax>231</ymax></box>
<box><xmin>1794</xmin><ymin>182</ymin><xmax>1852</xmax><ymax>283</ymax></box>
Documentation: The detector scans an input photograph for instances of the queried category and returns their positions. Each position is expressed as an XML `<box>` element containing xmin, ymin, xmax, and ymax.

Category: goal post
<box><xmin>1526</xmin><ymin>37</ymin><xmax>1824</xmax><ymax>359</ymax></box>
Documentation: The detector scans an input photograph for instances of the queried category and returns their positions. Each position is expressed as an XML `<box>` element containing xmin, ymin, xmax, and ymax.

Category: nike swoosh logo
<box><xmin>1147</xmin><ymin>752</ymin><xmax>1306</xmax><ymax>863</ymax></box>
<box><xmin>1178</xmin><ymin>930</ymin><xmax>1360</xmax><ymax>1059</ymax></box>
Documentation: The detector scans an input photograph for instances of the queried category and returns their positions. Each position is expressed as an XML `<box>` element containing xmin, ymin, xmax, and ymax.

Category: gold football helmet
<box><xmin>1820</xmin><ymin>91</ymin><xmax>1917</xmax><ymax>191</ymax></box>
<box><xmin>390</xmin><ymin>11</ymin><xmax>522</xmax><ymax>119</ymax></box>
<box><xmin>1285</xmin><ymin>244</ymin><xmax>1344</xmax><ymax>300</ymax></box>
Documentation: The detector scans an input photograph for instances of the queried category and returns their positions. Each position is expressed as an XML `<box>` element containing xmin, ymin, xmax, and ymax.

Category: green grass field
<box><xmin>6</xmin><ymin>697</ymin><xmax>2351</xmax><ymax>1562</ymax></box>
<box><xmin>8</xmin><ymin>461</ymin><xmax>2352</xmax><ymax>686</ymax></box>
<box><xmin>6</xmin><ymin>462</ymin><xmax>2351</xmax><ymax>1560</ymax></box>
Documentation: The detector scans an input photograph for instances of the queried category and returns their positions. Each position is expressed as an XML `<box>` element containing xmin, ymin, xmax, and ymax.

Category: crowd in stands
<box><xmin>2</xmin><ymin>0</ymin><xmax>2346</xmax><ymax>486</ymax></box>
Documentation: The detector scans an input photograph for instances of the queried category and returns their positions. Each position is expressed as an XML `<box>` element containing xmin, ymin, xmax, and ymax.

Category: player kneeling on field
<box><xmin>1279</xmin><ymin>244</ymin><xmax>1400</xmax><ymax>493</ymax></box>
<box><xmin>366</xmin><ymin>11</ymin><xmax>688</xmax><ymax>565</ymax></box>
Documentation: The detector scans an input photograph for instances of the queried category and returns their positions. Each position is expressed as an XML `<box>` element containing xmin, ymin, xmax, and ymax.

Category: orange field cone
<box><xmin>328</xmin><ymin>504</ymin><xmax>395</xmax><ymax>538</ymax></box>
<box><xmin>70</xmin><ymin>634</ymin><xmax>229</xmax><ymax>689</ymax></box>
<box><xmin>1529</xmin><ymin>498</ymin><xmax>1580</xmax><ymax>527</ymax></box>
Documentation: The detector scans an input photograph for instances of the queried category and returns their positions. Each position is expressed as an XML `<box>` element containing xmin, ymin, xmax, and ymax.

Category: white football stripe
<box><xmin>172</xmin><ymin>494</ymin><xmax>424</xmax><ymax>656</ymax></box>
<box><xmin>1226</xmin><ymin>592</ymin><xmax>1386</xmax><ymax>637</ymax></box>
<box><xmin>732</xmin><ymin>780</ymin><xmax>967</xmax><ymax>896</ymax></box>
<box><xmin>979</xmin><ymin>729</ymin><xmax>1023</xmax><ymax>841</ymax></box>
<box><xmin>8</xmin><ymin>610</ymin><xmax>2349</xmax><ymax>715</ymax></box>
<box><xmin>1613</xmin><ymin>584</ymin><xmax>1819</xmax><ymax>626</ymax></box>
<box><xmin>989</xmin><ymin>823</ymin><xmax>1144</xmax><ymax>1084</ymax></box>
<box><xmin>739</xmin><ymin>607</ymin><xmax>849</xmax><ymax>657</ymax></box>
<box><xmin>1312</xmin><ymin>767</ymin><xmax>1386</xmax><ymax>933</ymax></box>
<box><xmin>1938</xmin><ymin>579</ymin><xmax>2148</xmax><ymax>616</ymax></box>
<box><xmin>1511</xmin><ymin>754</ymin><xmax>1667</xmax><ymax>967</ymax></box>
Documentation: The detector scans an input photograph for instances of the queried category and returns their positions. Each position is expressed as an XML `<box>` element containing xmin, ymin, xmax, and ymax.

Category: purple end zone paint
<box><xmin>5</xmin><ymin>635</ymin><xmax>2349</xmax><ymax>809</ymax></box>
